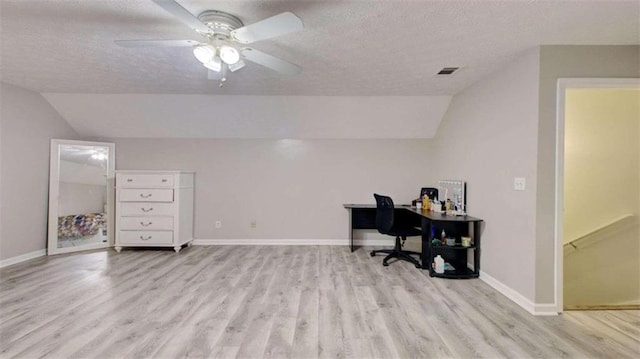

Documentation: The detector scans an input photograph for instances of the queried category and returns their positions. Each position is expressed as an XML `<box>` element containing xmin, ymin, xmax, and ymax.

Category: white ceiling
<box><xmin>1</xmin><ymin>1</ymin><xmax>638</xmax><ymax>139</ymax></box>
<box><xmin>2</xmin><ymin>0</ymin><xmax>638</xmax><ymax>96</ymax></box>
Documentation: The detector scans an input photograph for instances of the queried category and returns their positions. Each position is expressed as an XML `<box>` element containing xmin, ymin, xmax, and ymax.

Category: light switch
<box><xmin>514</xmin><ymin>177</ymin><xmax>526</xmax><ymax>191</ymax></box>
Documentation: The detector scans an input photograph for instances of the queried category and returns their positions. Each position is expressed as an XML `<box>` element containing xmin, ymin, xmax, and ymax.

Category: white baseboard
<box><xmin>0</xmin><ymin>249</ymin><xmax>46</xmax><ymax>269</ymax></box>
<box><xmin>480</xmin><ymin>270</ymin><xmax>558</xmax><ymax>316</ymax></box>
<box><xmin>192</xmin><ymin>238</ymin><xmax>394</xmax><ymax>246</ymax></box>
<box><xmin>193</xmin><ymin>238</ymin><xmax>347</xmax><ymax>246</ymax></box>
<box><xmin>533</xmin><ymin>303</ymin><xmax>560</xmax><ymax>316</ymax></box>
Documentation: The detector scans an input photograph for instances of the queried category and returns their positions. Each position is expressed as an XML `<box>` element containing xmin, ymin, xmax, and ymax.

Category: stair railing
<box><xmin>564</xmin><ymin>214</ymin><xmax>637</xmax><ymax>250</ymax></box>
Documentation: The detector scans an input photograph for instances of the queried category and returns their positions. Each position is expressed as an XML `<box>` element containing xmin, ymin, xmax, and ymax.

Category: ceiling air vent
<box><xmin>437</xmin><ymin>67</ymin><xmax>459</xmax><ymax>75</ymax></box>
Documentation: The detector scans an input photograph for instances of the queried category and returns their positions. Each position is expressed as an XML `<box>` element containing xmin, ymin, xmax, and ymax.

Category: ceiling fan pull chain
<box><xmin>219</xmin><ymin>63</ymin><xmax>229</xmax><ymax>87</ymax></box>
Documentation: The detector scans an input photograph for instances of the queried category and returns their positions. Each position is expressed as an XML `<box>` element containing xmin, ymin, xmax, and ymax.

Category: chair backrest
<box><xmin>374</xmin><ymin>193</ymin><xmax>394</xmax><ymax>234</ymax></box>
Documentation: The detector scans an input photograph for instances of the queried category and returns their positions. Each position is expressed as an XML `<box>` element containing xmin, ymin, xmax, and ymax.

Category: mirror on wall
<box><xmin>438</xmin><ymin>179</ymin><xmax>466</xmax><ymax>212</ymax></box>
<box><xmin>47</xmin><ymin>140</ymin><xmax>115</xmax><ymax>255</ymax></box>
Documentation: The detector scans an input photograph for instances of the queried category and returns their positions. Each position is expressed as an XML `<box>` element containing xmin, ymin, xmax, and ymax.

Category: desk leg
<box><xmin>421</xmin><ymin>217</ymin><xmax>432</xmax><ymax>270</ymax></box>
<box><xmin>474</xmin><ymin>221</ymin><xmax>481</xmax><ymax>273</ymax></box>
<box><xmin>349</xmin><ymin>208</ymin><xmax>354</xmax><ymax>252</ymax></box>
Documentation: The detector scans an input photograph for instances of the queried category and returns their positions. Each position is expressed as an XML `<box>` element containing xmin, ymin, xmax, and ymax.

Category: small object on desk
<box><xmin>434</xmin><ymin>255</ymin><xmax>445</xmax><ymax>273</ymax></box>
<box><xmin>445</xmin><ymin>237</ymin><xmax>456</xmax><ymax>246</ymax></box>
<box><xmin>441</xmin><ymin>229</ymin><xmax>446</xmax><ymax>241</ymax></box>
<box><xmin>461</xmin><ymin>236</ymin><xmax>471</xmax><ymax>247</ymax></box>
<box><xmin>432</xmin><ymin>238</ymin><xmax>442</xmax><ymax>246</ymax></box>
<box><xmin>415</xmin><ymin>201</ymin><xmax>422</xmax><ymax>210</ymax></box>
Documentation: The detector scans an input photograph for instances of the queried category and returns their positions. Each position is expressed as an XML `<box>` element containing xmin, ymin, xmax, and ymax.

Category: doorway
<box><xmin>556</xmin><ymin>79</ymin><xmax>640</xmax><ymax>311</ymax></box>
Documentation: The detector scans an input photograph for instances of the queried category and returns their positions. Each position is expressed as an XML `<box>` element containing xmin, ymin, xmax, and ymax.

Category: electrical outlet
<box><xmin>514</xmin><ymin>177</ymin><xmax>526</xmax><ymax>191</ymax></box>
<box><xmin>250</xmin><ymin>221</ymin><xmax>256</xmax><ymax>228</ymax></box>
<box><xmin>215</xmin><ymin>220</ymin><xmax>222</xmax><ymax>228</ymax></box>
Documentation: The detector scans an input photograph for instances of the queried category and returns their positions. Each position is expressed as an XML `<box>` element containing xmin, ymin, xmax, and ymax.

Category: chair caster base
<box><xmin>383</xmin><ymin>261</ymin><xmax>389</xmax><ymax>266</ymax></box>
<box><xmin>370</xmin><ymin>251</ymin><xmax>375</xmax><ymax>257</ymax></box>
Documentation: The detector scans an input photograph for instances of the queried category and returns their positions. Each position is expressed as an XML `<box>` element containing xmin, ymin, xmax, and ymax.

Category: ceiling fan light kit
<box><xmin>219</xmin><ymin>46</ymin><xmax>240</xmax><ymax>65</ymax></box>
<box><xmin>192</xmin><ymin>45</ymin><xmax>215</xmax><ymax>63</ymax></box>
<box><xmin>116</xmin><ymin>0</ymin><xmax>304</xmax><ymax>87</ymax></box>
<box><xmin>203</xmin><ymin>56</ymin><xmax>222</xmax><ymax>72</ymax></box>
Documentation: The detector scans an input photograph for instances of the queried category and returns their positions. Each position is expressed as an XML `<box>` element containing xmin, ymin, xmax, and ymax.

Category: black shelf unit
<box><xmin>430</xmin><ymin>266</ymin><xmax>476</xmax><ymax>279</ymax></box>
<box><xmin>422</xmin><ymin>215</ymin><xmax>483</xmax><ymax>279</ymax></box>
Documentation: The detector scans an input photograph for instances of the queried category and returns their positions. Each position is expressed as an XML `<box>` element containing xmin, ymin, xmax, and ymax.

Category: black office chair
<box><xmin>370</xmin><ymin>193</ymin><xmax>422</xmax><ymax>268</ymax></box>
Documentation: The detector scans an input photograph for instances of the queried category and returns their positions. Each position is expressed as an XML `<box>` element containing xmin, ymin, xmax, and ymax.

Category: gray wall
<box><xmin>536</xmin><ymin>45</ymin><xmax>640</xmax><ymax>303</ymax></box>
<box><xmin>110</xmin><ymin>138</ymin><xmax>435</xmax><ymax>240</ymax></box>
<box><xmin>0</xmin><ymin>83</ymin><xmax>80</xmax><ymax>260</ymax></box>
<box><xmin>432</xmin><ymin>48</ymin><xmax>541</xmax><ymax>301</ymax></box>
<box><xmin>434</xmin><ymin>45</ymin><xmax>640</xmax><ymax>307</ymax></box>
<box><xmin>44</xmin><ymin>94</ymin><xmax>452</xmax><ymax>139</ymax></box>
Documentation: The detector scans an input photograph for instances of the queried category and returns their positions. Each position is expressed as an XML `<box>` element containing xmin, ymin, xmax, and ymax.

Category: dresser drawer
<box><xmin>119</xmin><ymin>202</ymin><xmax>175</xmax><ymax>216</ymax></box>
<box><xmin>119</xmin><ymin>217</ymin><xmax>173</xmax><ymax>231</ymax></box>
<box><xmin>118</xmin><ymin>230</ymin><xmax>173</xmax><ymax>244</ymax></box>
<box><xmin>117</xmin><ymin>173</ymin><xmax>174</xmax><ymax>188</ymax></box>
<box><xmin>119</xmin><ymin>189</ymin><xmax>173</xmax><ymax>202</ymax></box>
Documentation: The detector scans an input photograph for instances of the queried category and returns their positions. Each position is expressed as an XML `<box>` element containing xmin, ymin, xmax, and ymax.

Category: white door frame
<box><xmin>555</xmin><ymin>78</ymin><xmax>640</xmax><ymax>312</ymax></box>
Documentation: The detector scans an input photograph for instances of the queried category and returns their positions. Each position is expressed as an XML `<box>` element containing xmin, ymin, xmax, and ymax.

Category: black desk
<box><xmin>344</xmin><ymin>204</ymin><xmax>483</xmax><ymax>278</ymax></box>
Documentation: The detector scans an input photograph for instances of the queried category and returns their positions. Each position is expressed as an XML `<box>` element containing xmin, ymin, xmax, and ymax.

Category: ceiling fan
<box><xmin>115</xmin><ymin>0</ymin><xmax>304</xmax><ymax>87</ymax></box>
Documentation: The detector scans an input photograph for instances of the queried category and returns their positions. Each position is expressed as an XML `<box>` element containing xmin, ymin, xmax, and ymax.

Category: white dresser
<box><xmin>115</xmin><ymin>171</ymin><xmax>194</xmax><ymax>253</ymax></box>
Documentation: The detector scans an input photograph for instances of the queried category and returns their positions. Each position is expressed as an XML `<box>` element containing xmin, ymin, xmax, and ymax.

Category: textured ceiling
<box><xmin>1</xmin><ymin>0</ymin><xmax>638</xmax><ymax>96</ymax></box>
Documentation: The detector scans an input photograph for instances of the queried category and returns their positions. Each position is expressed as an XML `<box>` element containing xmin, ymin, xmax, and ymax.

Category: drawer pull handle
<box><xmin>161</xmin><ymin>179</ymin><xmax>168</xmax><ymax>182</ymax></box>
<box><xmin>141</xmin><ymin>207</ymin><xmax>154</xmax><ymax>212</ymax></box>
<box><xmin>127</xmin><ymin>179</ymin><xmax>133</xmax><ymax>182</ymax></box>
<box><xmin>140</xmin><ymin>193</ymin><xmax>153</xmax><ymax>198</ymax></box>
<box><xmin>140</xmin><ymin>235</ymin><xmax>152</xmax><ymax>241</ymax></box>
<box><xmin>140</xmin><ymin>222</ymin><xmax>153</xmax><ymax>227</ymax></box>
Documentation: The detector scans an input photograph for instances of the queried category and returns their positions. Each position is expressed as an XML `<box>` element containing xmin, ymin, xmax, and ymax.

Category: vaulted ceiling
<box><xmin>2</xmin><ymin>0</ymin><xmax>638</xmax><ymax>96</ymax></box>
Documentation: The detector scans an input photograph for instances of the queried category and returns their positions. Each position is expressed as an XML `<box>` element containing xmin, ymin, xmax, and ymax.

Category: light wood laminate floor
<box><xmin>1</xmin><ymin>246</ymin><xmax>638</xmax><ymax>358</ymax></box>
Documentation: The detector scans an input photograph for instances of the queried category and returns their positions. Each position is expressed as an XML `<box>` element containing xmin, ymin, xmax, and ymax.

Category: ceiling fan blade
<box><xmin>231</xmin><ymin>12</ymin><xmax>303</xmax><ymax>44</ymax></box>
<box><xmin>114</xmin><ymin>39</ymin><xmax>200</xmax><ymax>48</ymax></box>
<box><xmin>152</xmin><ymin>0</ymin><xmax>210</xmax><ymax>33</ymax></box>
<box><xmin>207</xmin><ymin>69</ymin><xmax>222</xmax><ymax>80</ymax></box>
<box><xmin>241</xmin><ymin>48</ymin><xmax>301</xmax><ymax>75</ymax></box>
